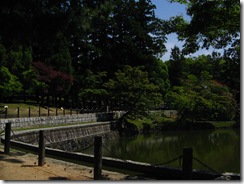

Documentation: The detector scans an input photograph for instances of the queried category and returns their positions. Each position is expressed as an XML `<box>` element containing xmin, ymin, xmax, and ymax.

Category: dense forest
<box><xmin>0</xmin><ymin>0</ymin><xmax>240</xmax><ymax>123</ymax></box>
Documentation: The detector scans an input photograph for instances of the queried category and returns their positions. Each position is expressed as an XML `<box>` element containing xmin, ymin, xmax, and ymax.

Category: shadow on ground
<box><xmin>3</xmin><ymin>158</ymin><xmax>24</xmax><ymax>163</ymax></box>
<box><xmin>0</xmin><ymin>150</ymin><xmax>26</xmax><ymax>163</ymax></box>
<box><xmin>49</xmin><ymin>176</ymin><xmax>70</xmax><ymax>180</ymax></box>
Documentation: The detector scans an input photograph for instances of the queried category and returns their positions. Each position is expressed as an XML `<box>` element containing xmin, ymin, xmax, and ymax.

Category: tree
<box><xmin>0</xmin><ymin>0</ymin><xmax>169</xmax><ymax>108</ymax></box>
<box><xmin>0</xmin><ymin>66</ymin><xmax>22</xmax><ymax>101</ymax></box>
<box><xmin>45</xmin><ymin>34</ymin><xmax>74</xmax><ymax>103</ymax></box>
<box><xmin>8</xmin><ymin>46</ymin><xmax>35</xmax><ymax>100</ymax></box>
<box><xmin>79</xmin><ymin>70</ymin><xmax>108</xmax><ymax>111</ymax></box>
<box><xmin>0</xmin><ymin>0</ymin><xmax>35</xmax><ymax>48</ymax></box>
<box><xmin>104</xmin><ymin>65</ymin><xmax>163</xmax><ymax>118</ymax></box>
<box><xmin>167</xmin><ymin>75</ymin><xmax>235</xmax><ymax>122</ymax></box>
<box><xmin>168</xmin><ymin>0</ymin><xmax>240</xmax><ymax>54</ymax></box>
<box><xmin>0</xmin><ymin>44</ymin><xmax>7</xmax><ymax>67</ymax></box>
<box><xmin>166</xmin><ymin>55</ymin><xmax>236</xmax><ymax>122</ymax></box>
<box><xmin>166</xmin><ymin>46</ymin><xmax>185</xmax><ymax>87</ymax></box>
<box><xmin>146</xmin><ymin>57</ymin><xmax>170</xmax><ymax>97</ymax></box>
<box><xmin>167</xmin><ymin>0</ymin><xmax>240</xmax><ymax>121</ymax></box>
<box><xmin>33</xmin><ymin>61</ymin><xmax>73</xmax><ymax>106</ymax></box>
<box><xmin>84</xmin><ymin>0</ymin><xmax>167</xmax><ymax>75</ymax></box>
<box><xmin>67</xmin><ymin>0</ymin><xmax>169</xmax><ymax>108</ymax></box>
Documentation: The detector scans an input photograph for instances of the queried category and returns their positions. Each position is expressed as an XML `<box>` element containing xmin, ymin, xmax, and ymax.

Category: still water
<box><xmin>82</xmin><ymin>129</ymin><xmax>240</xmax><ymax>174</ymax></box>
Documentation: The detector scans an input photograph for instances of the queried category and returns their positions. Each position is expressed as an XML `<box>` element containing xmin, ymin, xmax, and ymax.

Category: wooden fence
<box><xmin>0</xmin><ymin>106</ymin><xmax>100</xmax><ymax>119</ymax></box>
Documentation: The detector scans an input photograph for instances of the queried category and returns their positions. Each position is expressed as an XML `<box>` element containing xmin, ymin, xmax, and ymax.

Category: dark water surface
<box><xmin>81</xmin><ymin>129</ymin><xmax>240</xmax><ymax>174</ymax></box>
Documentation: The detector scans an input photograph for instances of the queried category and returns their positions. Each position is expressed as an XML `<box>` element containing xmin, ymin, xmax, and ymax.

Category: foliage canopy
<box><xmin>0</xmin><ymin>0</ymin><xmax>240</xmax><ymax>122</ymax></box>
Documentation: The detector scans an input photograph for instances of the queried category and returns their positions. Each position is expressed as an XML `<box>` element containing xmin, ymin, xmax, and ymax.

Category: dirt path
<box><xmin>0</xmin><ymin>148</ymin><xmax>131</xmax><ymax>181</ymax></box>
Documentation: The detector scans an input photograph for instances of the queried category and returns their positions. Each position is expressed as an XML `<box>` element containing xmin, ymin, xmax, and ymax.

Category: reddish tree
<box><xmin>33</xmin><ymin>61</ymin><xmax>73</xmax><ymax>106</ymax></box>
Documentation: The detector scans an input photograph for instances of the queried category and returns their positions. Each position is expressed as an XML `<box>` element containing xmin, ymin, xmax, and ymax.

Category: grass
<box><xmin>209</xmin><ymin>121</ymin><xmax>236</xmax><ymax>128</ymax></box>
<box><xmin>12</xmin><ymin>121</ymin><xmax>96</xmax><ymax>132</ymax></box>
<box><xmin>127</xmin><ymin>112</ymin><xmax>176</xmax><ymax>129</ymax></box>
<box><xmin>0</xmin><ymin>102</ymin><xmax>96</xmax><ymax>132</ymax></box>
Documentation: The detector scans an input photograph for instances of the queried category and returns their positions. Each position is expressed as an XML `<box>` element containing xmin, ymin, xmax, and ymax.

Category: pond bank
<box><xmin>0</xmin><ymin>144</ymin><xmax>131</xmax><ymax>180</ymax></box>
<box><xmin>1</xmin><ymin>121</ymin><xmax>240</xmax><ymax>180</ymax></box>
<box><xmin>118</xmin><ymin>119</ymin><xmax>239</xmax><ymax>136</ymax></box>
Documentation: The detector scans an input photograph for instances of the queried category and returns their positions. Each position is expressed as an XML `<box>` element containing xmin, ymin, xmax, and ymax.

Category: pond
<box><xmin>81</xmin><ymin>129</ymin><xmax>240</xmax><ymax>174</ymax></box>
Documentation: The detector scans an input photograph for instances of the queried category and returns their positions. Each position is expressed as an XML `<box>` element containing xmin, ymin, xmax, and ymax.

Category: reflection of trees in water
<box><xmin>104</xmin><ymin>129</ymin><xmax>240</xmax><ymax>173</ymax></box>
<box><xmin>208</xmin><ymin>130</ymin><xmax>239</xmax><ymax>145</ymax></box>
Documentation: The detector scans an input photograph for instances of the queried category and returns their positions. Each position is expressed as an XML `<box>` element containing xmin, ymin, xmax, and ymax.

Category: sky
<box><xmin>151</xmin><ymin>0</ymin><xmax>223</xmax><ymax>61</ymax></box>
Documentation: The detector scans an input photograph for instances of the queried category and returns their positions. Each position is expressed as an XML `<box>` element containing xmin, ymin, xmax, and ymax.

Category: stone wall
<box><xmin>163</xmin><ymin>110</ymin><xmax>178</xmax><ymax>118</ymax></box>
<box><xmin>10</xmin><ymin>122</ymin><xmax>119</xmax><ymax>151</ymax></box>
<box><xmin>0</xmin><ymin>111</ymin><xmax>124</xmax><ymax>129</ymax></box>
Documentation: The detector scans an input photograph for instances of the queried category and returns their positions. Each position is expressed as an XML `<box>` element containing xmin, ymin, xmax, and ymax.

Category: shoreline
<box><xmin>0</xmin><ymin>144</ymin><xmax>136</xmax><ymax>181</ymax></box>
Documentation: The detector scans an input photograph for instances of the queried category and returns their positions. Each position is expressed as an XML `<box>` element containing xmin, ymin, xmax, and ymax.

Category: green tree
<box><xmin>167</xmin><ymin>0</ymin><xmax>240</xmax><ymax>121</ymax></box>
<box><xmin>79</xmin><ymin>70</ymin><xmax>108</xmax><ymax>110</ymax></box>
<box><xmin>67</xmin><ymin>0</ymin><xmax>168</xmax><ymax>108</ymax></box>
<box><xmin>45</xmin><ymin>34</ymin><xmax>74</xmax><ymax>98</ymax></box>
<box><xmin>167</xmin><ymin>77</ymin><xmax>236</xmax><ymax>122</ymax></box>
<box><xmin>0</xmin><ymin>0</ymin><xmax>35</xmax><ymax>48</ymax></box>
<box><xmin>0</xmin><ymin>0</ymin><xmax>170</xmax><ymax>108</ymax></box>
<box><xmin>104</xmin><ymin>65</ymin><xmax>163</xmax><ymax>118</ymax></box>
<box><xmin>1</xmin><ymin>45</ymin><xmax>35</xmax><ymax>101</ymax></box>
<box><xmin>82</xmin><ymin>0</ymin><xmax>167</xmax><ymax>75</ymax></box>
<box><xmin>0</xmin><ymin>66</ymin><xmax>22</xmax><ymax>101</ymax></box>
<box><xmin>168</xmin><ymin>0</ymin><xmax>240</xmax><ymax>54</ymax></box>
<box><xmin>166</xmin><ymin>55</ymin><xmax>236</xmax><ymax>122</ymax></box>
<box><xmin>166</xmin><ymin>46</ymin><xmax>185</xmax><ymax>87</ymax></box>
<box><xmin>146</xmin><ymin>57</ymin><xmax>170</xmax><ymax>99</ymax></box>
<box><xmin>0</xmin><ymin>44</ymin><xmax>7</xmax><ymax>67</ymax></box>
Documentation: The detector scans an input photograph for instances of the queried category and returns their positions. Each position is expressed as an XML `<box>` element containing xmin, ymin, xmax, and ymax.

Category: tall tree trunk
<box><xmin>46</xmin><ymin>93</ymin><xmax>50</xmax><ymax>107</ymax></box>
<box><xmin>23</xmin><ymin>88</ymin><xmax>26</xmax><ymax>103</ymax></box>
<box><xmin>35</xmin><ymin>91</ymin><xmax>39</xmax><ymax>104</ymax></box>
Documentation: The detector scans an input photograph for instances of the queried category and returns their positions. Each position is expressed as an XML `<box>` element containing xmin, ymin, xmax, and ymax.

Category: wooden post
<box><xmin>28</xmin><ymin>107</ymin><xmax>31</xmax><ymax>117</ymax></box>
<box><xmin>4</xmin><ymin>123</ymin><xmax>11</xmax><ymax>154</ymax></box>
<box><xmin>4</xmin><ymin>107</ymin><xmax>8</xmax><ymax>119</ymax></box>
<box><xmin>38</xmin><ymin>106</ymin><xmax>41</xmax><ymax>117</ymax></box>
<box><xmin>38</xmin><ymin>130</ymin><xmax>45</xmax><ymax>166</ymax></box>
<box><xmin>47</xmin><ymin>107</ymin><xmax>50</xmax><ymax>116</ymax></box>
<box><xmin>182</xmin><ymin>147</ymin><xmax>193</xmax><ymax>180</ymax></box>
<box><xmin>16</xmin><ymin>107</ymin><xmax>19</xmax><ymax>118</ymax></box>
<box><xmin>94</xmin><ymin>136</ymin><xmax>102</xmax><ymax>180</ymax></box>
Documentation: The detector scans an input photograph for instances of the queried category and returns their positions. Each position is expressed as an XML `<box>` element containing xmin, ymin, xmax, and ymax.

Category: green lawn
<box><xmin>209</xmin><ymin>121</ymin><xmax>236</xmax><ymax>128</ymax></box>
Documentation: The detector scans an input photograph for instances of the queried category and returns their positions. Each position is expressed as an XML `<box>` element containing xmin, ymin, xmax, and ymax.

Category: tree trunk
<box><xmin>35</xmin><ymin>91</ymin><xmax>40</xmax><ymax>104</ymax></box>
<box><xmin>46</xmin><ymin>93</ymin><xmax>50</xmax><ymax>107</ymax></box>
<box><xmin>23</xmin><ymin>89</ymin><xmax>26</xmax><ymax>103</ymax></box>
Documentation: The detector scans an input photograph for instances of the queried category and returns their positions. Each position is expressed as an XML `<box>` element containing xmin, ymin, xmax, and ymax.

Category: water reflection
<box><xmin>82</xmin><ymin>129</ymin><xmax>240</xmax><ymax>173</ymax></box>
